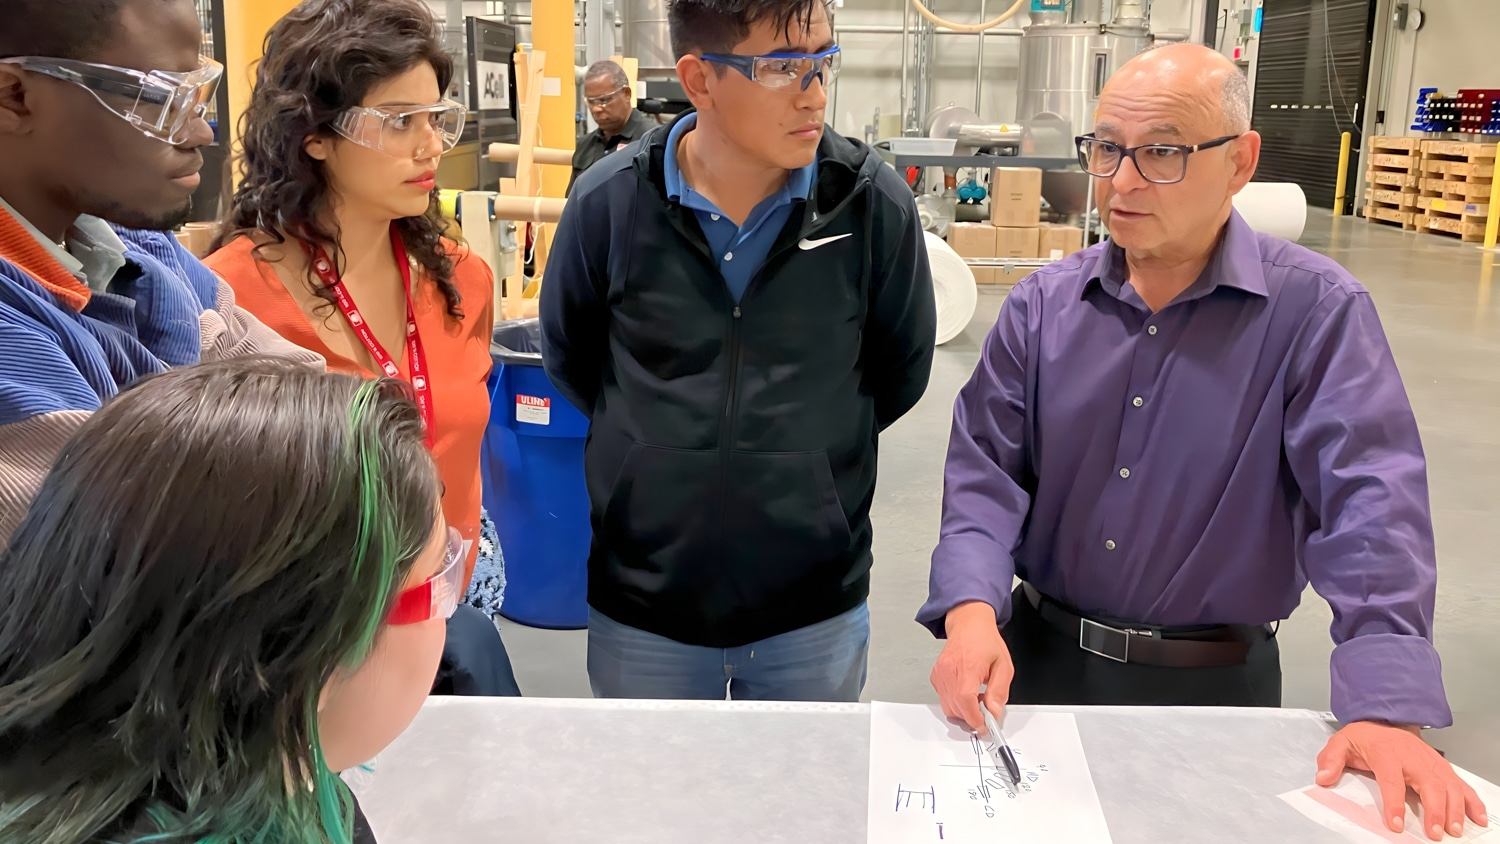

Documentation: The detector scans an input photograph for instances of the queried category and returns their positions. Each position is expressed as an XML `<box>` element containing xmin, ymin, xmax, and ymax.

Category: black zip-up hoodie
<box><xmin>541</xmin><ymin>114</ymin><xmax>936</xmax><ymax>647</ymax></box>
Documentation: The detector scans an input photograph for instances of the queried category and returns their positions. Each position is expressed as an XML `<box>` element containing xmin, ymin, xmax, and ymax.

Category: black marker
<box><xmin>982</xmin><ymin>707</ymin><xmax>1022</xmax><ymax>787</ymax></box>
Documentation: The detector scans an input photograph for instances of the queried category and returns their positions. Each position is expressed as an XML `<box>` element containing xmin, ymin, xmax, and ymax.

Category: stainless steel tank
<box><xmin>620</xmin><ymin>0</ymin><xmax>676</xmax><ymax>74</ymax></box>
<box><xmin>1015</xmin><ymin>21</ymin><xmax>1152</xmax><ymax>141</ymax></box>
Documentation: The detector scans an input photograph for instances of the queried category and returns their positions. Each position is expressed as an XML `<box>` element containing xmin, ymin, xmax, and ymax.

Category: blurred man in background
<box><xmin>566</xmin><ymin>60</ymin><xmax>652</xmax><ymax>196</ymax></box>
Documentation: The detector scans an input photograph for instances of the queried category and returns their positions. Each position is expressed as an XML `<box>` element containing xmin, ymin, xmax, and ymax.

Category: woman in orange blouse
<box><xmin>206</xmin><ymin>0</ymin><xmax>505</xmax><ymax>622</ymax></box>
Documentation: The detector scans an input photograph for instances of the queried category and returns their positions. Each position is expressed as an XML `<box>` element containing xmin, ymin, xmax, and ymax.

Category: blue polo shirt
<box><xmin>664</xmin><ymin>114</ymin><xmax>817</xmax><ymax>303</ymax></box>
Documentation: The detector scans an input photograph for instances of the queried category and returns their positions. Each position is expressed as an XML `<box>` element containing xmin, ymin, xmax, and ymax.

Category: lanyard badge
<box><xmin>302</xmin><ymin>225</ymin><xmax>436</xmax><ymax>447</ymax></box>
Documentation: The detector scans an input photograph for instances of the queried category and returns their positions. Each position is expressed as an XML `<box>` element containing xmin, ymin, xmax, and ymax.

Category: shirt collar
<box><xmin>0</xmin><ymin>194</ymin><xmax>128</xmax><ymax>292</ymax></box>
<box><xmin>621</xmin><ymin>109</ymin><xmax>652</xmax><ymax>140</ymax></box>
<box><xmin>596</xmin><ymin>109</ymin><xmax>650</xmax><ymax>143</ymax></box>
<box><xmin>664</xmin><ymin>112</ymin><xmax>817</xmax><ymax>205</ymax></box>
<box><xmin>68</xmin><ymin>216</ymin><xmax>130</xmax><ymax>292</ymax></box>
<box><xmin>1084</xmin><ymin>208</ymin><xmax>1269</xmax><ymax>303</ymax></box>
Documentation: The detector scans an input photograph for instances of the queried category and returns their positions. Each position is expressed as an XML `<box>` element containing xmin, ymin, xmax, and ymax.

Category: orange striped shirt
<box><xmin>207</xmin><ymin>237</ymin><xmax>494</xmax><ymax>585</ymax></box>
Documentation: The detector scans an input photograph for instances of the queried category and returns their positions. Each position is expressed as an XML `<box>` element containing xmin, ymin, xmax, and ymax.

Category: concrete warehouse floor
<box><xmin>496</xmin><ymin>208</ymin><xmax>1500</xmax><ymax>780</ymax></box>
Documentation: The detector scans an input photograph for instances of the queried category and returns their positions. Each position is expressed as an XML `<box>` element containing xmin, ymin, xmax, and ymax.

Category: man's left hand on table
<box><xmin>1316</xmin><ymin>721</ymin><xmax>1488</xmax><ymax>841</ymax></box>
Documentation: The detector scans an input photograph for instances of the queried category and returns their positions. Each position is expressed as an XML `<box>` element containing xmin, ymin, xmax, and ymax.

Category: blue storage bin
<box><xmin>481</xmin><ymin>319</ymin><xmax>591</xmax><ymax>629</ymax></box>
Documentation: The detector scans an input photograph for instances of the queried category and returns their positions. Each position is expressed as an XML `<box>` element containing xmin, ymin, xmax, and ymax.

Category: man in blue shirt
<box><xmin>542</xmin><ymin>0</ymin><xmax>935</xmax><ymax>701</ymax></box>
<box><xmin>0</xmin><ymin>0</ymin><xmax>323</xmax><ymax>545</ymax></box>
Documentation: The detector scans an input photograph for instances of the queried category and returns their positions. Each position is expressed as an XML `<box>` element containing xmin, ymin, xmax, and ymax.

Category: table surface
<box><xmin>352</xmin><ymin>698</ymin><xmax>1471</xmax><ymax>844</ymax></box>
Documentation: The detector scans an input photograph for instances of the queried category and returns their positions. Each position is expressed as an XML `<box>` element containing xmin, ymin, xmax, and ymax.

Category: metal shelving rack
<box><xmin>194</xmin><ymin>0</ymin><xmax>230</xmax><ymax>141</ymax></box>
<box><xmin>875</xmin><ymin>150</ymin><xmax>1079</xmax><ymax>171</ymax></box>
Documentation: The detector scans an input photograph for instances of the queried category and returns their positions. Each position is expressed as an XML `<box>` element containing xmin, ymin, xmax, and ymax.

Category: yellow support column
<box><xmin>223</xmin><ymin>0</ymin><xmax>299</xmax><ymax>165</ymax></box>
<box><xmin>1484</xmin><ymin>141</ymin><xmax>1500</xmax><ymax>251</ymax></box>
<box><xmin>529</xmin><ymin>0</ymin><xmax>577</xmax><ymax>201</ymax></box>
<box><xmin>1333</xmin><ymin>132</ymin><xmax>1352</xmax><ymax>216</ymax></box>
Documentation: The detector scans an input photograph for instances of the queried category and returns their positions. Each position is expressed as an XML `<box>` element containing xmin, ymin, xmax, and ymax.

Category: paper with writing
<box><xmin>868</xmin><ymin>702</ymin><xmax>1114</xmax><ymax>843</ymax></box>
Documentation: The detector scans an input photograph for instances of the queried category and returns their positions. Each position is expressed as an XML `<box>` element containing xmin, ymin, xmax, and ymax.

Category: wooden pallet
<box><xmin>1419</xmin><ymin>158</ymin><xmax>1495</xmax><ymax>180</ymax></box>
<box><xmin>1418</xmin><ymin>139</ymin><xmax>1498</xmax><ymax>159</ymax></box>
<box><xmin>1361</xmin><ymin>204</ymin><xmax>1415</xmax><ymax>229</ymax></box>
<box><xmin>1369</xmin><ymin>151</ymin><xmax>1422</xmax><ymax>179</ymax></box>
<box><xmin>1366</xmin><ymin>168</ymin><xmax>1418</xmax><ymax>189</ymax></box>
<box><xmin>1368</xmin><ymin>139</ymin><xmax>1423</xmax><ymax>194</ymax></box>
<box><xmin>1417</xmin><ymin>142</ymin><xmax>1495</xmax><ymax>211</ymax></box>
<box><xmin>1415</xmin><ymin>213</ymin><xmax>1488</xmax><ymax>242</ymax></box>
<box><xmin>1369</xmin><ymin>136</ymin><xmax>1420</xmax><ymax>155</ymax></box>
<box><xmin>1362</xmin><ymin>187</ymin><xmax>1418</xmax><ymax>229</ymax></box>
<box><xmin>1414</xmin><ymin>182</ymin><xmax>1490</xmax><ymax>241</ymax></box>
<box><xmin>1416</xmin><ymin>194</ymin><xmax>1490</xmax><ymax>218</ymax></box>
<box><xmin>1365</xmin><ymin>187</ymin><xmax>1417</xmax><ymax>208</ymax></box>
<box><xmin>1418</xmin><ymin>177</ymin><xmax>1492</xmax><ymax>201</ymax></box>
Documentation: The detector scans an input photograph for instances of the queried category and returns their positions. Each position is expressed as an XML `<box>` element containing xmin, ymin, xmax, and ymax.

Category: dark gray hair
<box><xmin>585</xmin><ymin>59</ymin><xmax>630</xmax><ymax>90</ymax></box>
<box><xmin>1221</xmin><ymin>69</ymin><xmax>1251</xmax><ymax>134</ymax></box>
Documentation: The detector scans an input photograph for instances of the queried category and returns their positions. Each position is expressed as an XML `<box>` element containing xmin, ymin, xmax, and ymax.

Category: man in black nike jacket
<box><xmin>540</xmin><ymin>0</ymin><xmax>935</xmax><ymax>701</ymax></box>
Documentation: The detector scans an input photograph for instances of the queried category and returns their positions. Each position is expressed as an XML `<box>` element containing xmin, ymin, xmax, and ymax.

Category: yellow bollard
<box><xmin>1485</xmin><ymin>141</ymin><xmax>1500</xmax><ymax>250</ymax></box>
<box><xmin>1333</xmin><ymin>131</ymin><xmax>1352</xmax><ymax>216</ymax></box>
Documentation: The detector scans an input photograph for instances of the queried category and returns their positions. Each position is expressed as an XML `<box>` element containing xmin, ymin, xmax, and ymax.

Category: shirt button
<box><xmin>711</xmin><ymin>214</ymin><xmax>720</xmax><ymax>221</ymax></box>
<box><xmin>1119</xmin><ymin>467</ymin><xmax>1130</xmax><ymax>479</ymax></box>
<box><xmin>1105</xmin><ymin>540</ymin><xmax>1117</xmax><ymax>550</ymax></box>
<box><xmin>1147</xmin><ymin>325</ymin><xmax>1158</xmax><ymax>336</ymax></box>
<box><xmin>725</xmin><ymin>252</ymin><xmax>733</xmax><ymax>261</ymax></box>
<box><xmin>1132</xmin><ymin>397</ymin><xmax>1144</xmax><ymax>407</ymax></box>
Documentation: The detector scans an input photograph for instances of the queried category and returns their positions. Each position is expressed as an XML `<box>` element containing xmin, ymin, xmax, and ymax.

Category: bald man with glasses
<box><xmin>920</xmin><ymin>43</ymin><xmax>1484</xmax><ymax>842</ymax></box>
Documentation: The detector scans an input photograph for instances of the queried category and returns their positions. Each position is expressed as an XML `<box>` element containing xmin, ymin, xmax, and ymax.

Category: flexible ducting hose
<box><xmin>906</xmin><ymin>0</ymin><xmax>1028</xmax><ymax>33</ymax></box>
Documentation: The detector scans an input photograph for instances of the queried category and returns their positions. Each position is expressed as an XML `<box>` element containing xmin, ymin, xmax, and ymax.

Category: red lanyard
<box><xmin>303</xmin><ymin>225</ymin><xmax>435</xmax><ymax>447</ymax></box>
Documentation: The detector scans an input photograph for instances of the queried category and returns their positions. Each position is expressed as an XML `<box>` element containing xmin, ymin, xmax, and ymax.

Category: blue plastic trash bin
<box><xmin>481</xmin><ymin>319</ymin><xmax>591</xmax><ymax>629</ymax></box>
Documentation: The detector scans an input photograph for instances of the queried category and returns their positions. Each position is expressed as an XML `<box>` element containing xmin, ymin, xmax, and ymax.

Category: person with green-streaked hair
<box><xmin>0</xmin><ymin>358</ymin><xmax>462</xmax><ymax>843</ymax></box>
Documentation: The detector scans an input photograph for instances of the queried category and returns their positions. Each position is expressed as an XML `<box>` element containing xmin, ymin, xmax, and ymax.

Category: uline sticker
<box><xmin>516</xmin><ymin>395</ymin><xmax>551</xmax><ymax>425</ymax></box>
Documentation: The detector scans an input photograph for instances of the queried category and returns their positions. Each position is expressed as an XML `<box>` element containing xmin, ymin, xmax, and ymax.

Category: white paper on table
<box><xmin>1280</xmin><ymin>768</ymin><xmax>1500</xmax><ymax>843</ymax></box>
<box><xmin>867</xmin><ymin>702</ymin><xmax>1114</xmax><ymax>844</ymax></box>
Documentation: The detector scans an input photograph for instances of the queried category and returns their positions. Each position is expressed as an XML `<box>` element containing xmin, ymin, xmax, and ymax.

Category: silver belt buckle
<box><xmin>1078</xmin><ymin>617</ymin><xmax>1131</xmax><ymax>663</ymax></box>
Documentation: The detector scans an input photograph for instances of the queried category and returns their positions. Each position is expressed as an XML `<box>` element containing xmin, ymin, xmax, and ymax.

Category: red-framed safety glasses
<box><xmin>387</xmin><ymin>526</ymin><xmax>468</xmax><ymax>625</ymax></box>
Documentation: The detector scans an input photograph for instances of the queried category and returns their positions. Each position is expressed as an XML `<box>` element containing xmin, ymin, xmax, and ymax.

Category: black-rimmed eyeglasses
<box><xmin>1075</xmin><ymin>134</ymin><xmax>1240</xmax><ymax>185</ymax></box>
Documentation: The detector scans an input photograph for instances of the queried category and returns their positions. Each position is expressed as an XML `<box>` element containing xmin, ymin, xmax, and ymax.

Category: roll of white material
<box><xmin>1232</xmin><ymin>182</ymin><xmax>1308</xmax><ymax>242</ymax></box>
<box><xmin>924</xmin><ymin>231</ymin><xmax>978</xmax><ymax>346</ymax></box>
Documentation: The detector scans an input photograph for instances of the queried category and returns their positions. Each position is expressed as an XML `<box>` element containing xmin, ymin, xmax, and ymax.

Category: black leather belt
<box><xmin>1020</xmin><ymin>582</ymin><xmax>1263</xmax><ymax>669</ymax></box>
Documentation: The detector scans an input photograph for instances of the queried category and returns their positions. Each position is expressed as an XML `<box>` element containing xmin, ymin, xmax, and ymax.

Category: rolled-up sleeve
<box><xmin>916</xmin><ymin>281</ymin><xmax>1036</xmax><ymax>636</ymax></box>
<box><xmin>1283</xmin><ymin>288</ymin><xmax>1450</xmax><ymax>728</ymax></box>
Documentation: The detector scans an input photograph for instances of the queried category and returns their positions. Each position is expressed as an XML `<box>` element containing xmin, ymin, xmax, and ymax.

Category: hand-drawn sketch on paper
<box><xmin>867</xmin><ymin>702</ymin><xmax>1114</xmax><ymax>843</ymax></box>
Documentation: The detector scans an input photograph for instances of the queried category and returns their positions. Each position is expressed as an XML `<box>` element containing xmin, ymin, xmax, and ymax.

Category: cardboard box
<box><xmin>975</xmin><ymin>266</ymin><xmax>1035</xmax><ymax>285</ymax></box>
<box><xmin>946</xmin><ymin>222</ymin><xmax>997</xmax><ymax>285</ymax></box>
<box><xmin>989</xmin><ymin>167</ymin><xmax>1043</xmax><ymax>227</ymax></box>
<box><xmin>994</xmin><ymin>226</ymin><xmax>1040</xmax><ymax>259</ymax></box>
<box><xmin>1038</xmin><ymin>223</ymin><xmax>1084</xmax><ymax>260</ymax></box>
<box><xmin>946</xmin><ymin>222</ymin><xmax>996</xmax><ymax>258</ymax></box>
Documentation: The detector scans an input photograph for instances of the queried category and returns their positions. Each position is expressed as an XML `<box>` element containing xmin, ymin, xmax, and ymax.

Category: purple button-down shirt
<box><xmin>917</xmin><ymin>210</ymin><xmax>1450</xmax><ymax>729</ymax></box>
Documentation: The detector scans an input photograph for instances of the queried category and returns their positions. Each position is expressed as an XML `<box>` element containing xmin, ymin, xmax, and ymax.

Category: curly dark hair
<box><xmin>214</xmin><ymin>0</ymin><xmax>463</xmax><ymax>318</ymax></box>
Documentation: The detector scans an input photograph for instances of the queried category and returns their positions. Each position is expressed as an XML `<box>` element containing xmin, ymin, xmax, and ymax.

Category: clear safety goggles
<box><xmin>0</xmin><ymin>55</ymin><xmax>222</xmax><ymax>145</ymax></box>
<box><xmin>387</xmin><ymin>526</ymin><xmax>470</xmax><ymax>626</ymax></box>
<box><xmin>586</xmin><ymin>85</ymin><xmax>627</xmax><ymax>108</ymax></box>
<box><xmin>701</xmin><ymin>45</ymin><xmax>841</xmax><ymax>92</ymax></box>
<box><xmin>331</xmin><ymin>100</ymin><xmax>467</xmax><ymax>159</ymax></box>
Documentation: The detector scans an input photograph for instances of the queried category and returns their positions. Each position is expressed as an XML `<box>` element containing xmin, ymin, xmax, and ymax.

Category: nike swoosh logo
<box><xmin>798</xmin><ymin>233</ymin><xmax>852</xmax><ymax>251</ymax></box>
